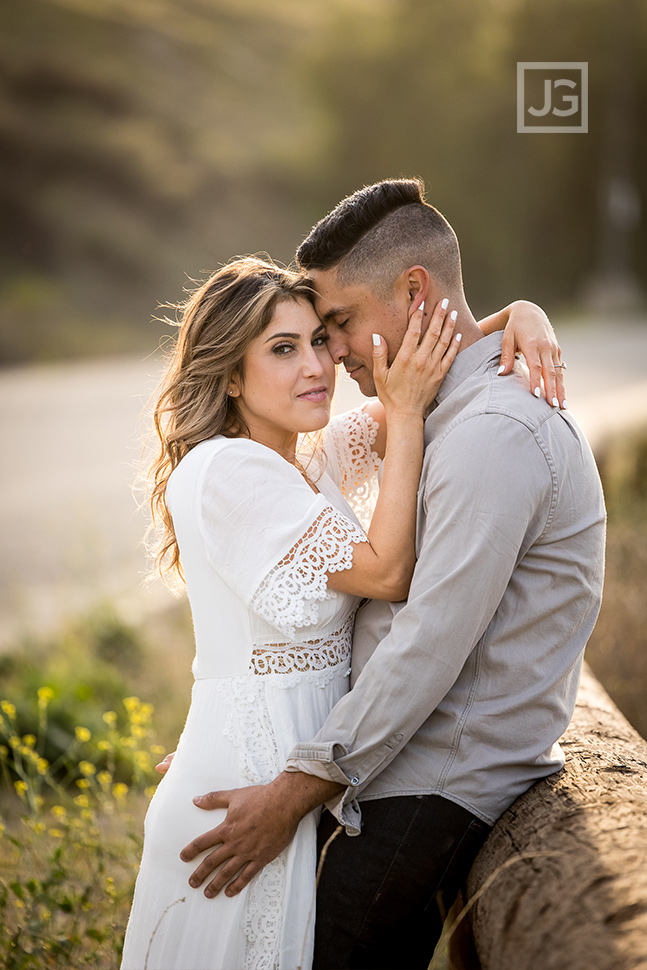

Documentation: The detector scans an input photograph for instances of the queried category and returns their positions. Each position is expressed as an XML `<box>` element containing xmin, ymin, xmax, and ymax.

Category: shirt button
<box><xmin>349</xmin><ymin>776</ymin><xmax>360</xmax><ymax>786</ymax></box>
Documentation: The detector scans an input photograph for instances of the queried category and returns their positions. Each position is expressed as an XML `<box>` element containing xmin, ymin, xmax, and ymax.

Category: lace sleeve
<box><xmin>324</xmin><ymin>406</ymin><xmax>382</xmax><ymax>530</ymax></box>
<box><xmin>250</xmin><ymin>504</ymin><xmax>368</xmax><ymax>638</ymax></box>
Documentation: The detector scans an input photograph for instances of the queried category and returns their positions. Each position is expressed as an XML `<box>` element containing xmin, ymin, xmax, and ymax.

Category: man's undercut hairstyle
<box><xmin>296</xmin><ymin>178</ymin><xmax>463</xmax><ymax>299</ymax></box>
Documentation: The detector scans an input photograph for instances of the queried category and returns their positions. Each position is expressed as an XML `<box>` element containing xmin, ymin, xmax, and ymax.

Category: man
<box><xmin>180</xmin><ymin>178</ymin><xmax>606</xmax><ymax>968</ymax></box>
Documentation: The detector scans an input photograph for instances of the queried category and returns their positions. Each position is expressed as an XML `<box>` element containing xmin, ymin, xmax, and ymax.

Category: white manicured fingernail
<box><xmin>419</xmin><ymin>300</ymin><xmax>425</xmax><ymax>313</ymax></box>
<box><xmin>497</xmin><ymin>365</ymin><xmax>506</xmax><ymax>375</ymax></box>
<box><xmin>455</xmin><ymin>333</ymin><xmax>462</xmax><ymax>343</ymax></box>
<box><xmin>450</xmin><ymin>310</ymin><xmax>457</xmax><ymax>322</ymax></box>
<box><xmin>562</xmin><ymin>400</ymin><xmax>568</xmax><ymax>409</ymax></box>
<box><xmin>534</xmin><ymin>387</ymin><xmax>541</xmax><ymax>398</ymax></box>
<box><xmin>372</xmin><ymin>333</ymin><xmax>381</xmax><ymax>346</ymax></box>
<box><xmin>552</xmin><ymin>397</ymin><xmax>559</xmax><ymax>408</ymax></box>
<box><xmin>441</xmin><ymin>298</ymin><xmax>449</xmax><ymax>310</ymax></box>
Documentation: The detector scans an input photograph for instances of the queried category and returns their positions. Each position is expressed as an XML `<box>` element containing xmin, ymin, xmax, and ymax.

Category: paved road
<box><xmin>1</xmin><ymin>317</ymin><xmax>646</xmax><ymax>648</ymax></box>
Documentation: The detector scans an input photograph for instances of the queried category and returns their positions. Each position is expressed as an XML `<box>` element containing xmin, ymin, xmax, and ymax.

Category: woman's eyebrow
<box><xmin>264</xmin><ymin>331</ymin><xmax>301</xmax><ymax>342</ymax></box>
<box><xmin>264</xmin><ymin>323</ymin><xmax>326</xmax><ymax>343</ymax></box>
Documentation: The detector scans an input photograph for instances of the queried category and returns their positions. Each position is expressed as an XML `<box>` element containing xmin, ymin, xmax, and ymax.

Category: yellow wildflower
<box><xmin>97</xmin><ymin>770</ymin><xmax>112</xmax><ymax>789</ymax></box>
<box><xmin>131</xmin><ymin>725</ymin><xmax>147</xmax><ymax>740</ymax></box>
<box><xmin>76</xmin><ymin>778</ymin><xmax>90</xmax><ymax>789</ymax></box>
<box><xmin>134</xmin><ymin>750</ymin><xmax>150</xmax><ymax>770</ymax></box>
<box><xmin>79</xmin><ymin>760</ymin><xmax>96</xmax><ymax>776</ymax></box>
<box><xmin>73</xmin><ymin>794</ymin><xmax>90</xmax><ymax>808</ymax></box>
<box><xmin>51</xmin><ymin>805</ymin><xmax>67</xmax><ymax>819</ymax></box>
<box><xmin>97</xmin><ymin>740</ymin><xmax>111</xmax><ymax>752</ymax></box>
<box><xmin>14</xmin><ymin>780</ymin><xmax>27</xmax><ymax>798</ymax></box>
<box><xmin>123</xmin><ymin>696</ymin><xmax>140</xmax><ymax>713</ymax></box>
<box><xmin>49</xmin><ymin>828</ymin><xmax>64</xmax><ymax>838</ymax></box>
<box><xmin>145</xmin><ymin>785</ymin><xmax>157</xmax><ymax>799</ymax></box>
<box><xmin>1</xmin><ymin>700</ymin><xmax>16</xmax><ymax>719</ymax></box>
<box><xmin>75</xmin><ymin>726</ymin><xmax>91</xmax><ymax>743</ymax></box>
<box><xmin>37</xmin><ymin>686</ymin><xmax>55</xmax><ymax>706</ymax></box>
<box><xmin>8</xmin><ymin>735</ymin><xmax>20</xmax><ymax>748</ymax></box>
<box><xmin>23</xmin><ymin>734</ymin><xmax>36</xmax><ymax>748</ymax></box>
<box><xmin>102</xmin><ymin>711</ymin><xmax>117</xmax><ymax>727</ymax></box>
<box><xmin>36</xmin><ymin>757</ymin><xmax>49</xmax><ymax>775</ymax></box>
<box><xmin>112</xmin><ymin>782</ymin><xmax>129</xmax><ymax>802</ymax></box>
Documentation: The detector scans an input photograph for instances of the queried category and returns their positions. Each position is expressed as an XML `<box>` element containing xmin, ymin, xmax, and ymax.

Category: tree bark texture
<box><xmin>462</xmin><ymin>663</ymin><xmax>647</xmax><ymax>970</ymax></box>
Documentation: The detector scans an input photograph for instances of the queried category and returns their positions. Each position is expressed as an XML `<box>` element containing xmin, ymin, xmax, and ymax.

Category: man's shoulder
<box><xmin>430</xmin><ymin>366</ymin><xmax>553</xmax><ymax>443</ymax></box>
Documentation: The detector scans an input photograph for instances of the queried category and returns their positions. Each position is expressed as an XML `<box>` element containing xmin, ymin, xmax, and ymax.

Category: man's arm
<box><xmin>183</xmin><ymin>412</ymin><xmax>552</xmax><ymax>896</ymax></box>
<box><xmin>180</xmin><ymin>773</ymin><xmax>342</xmax><ymax>897</ymax></box>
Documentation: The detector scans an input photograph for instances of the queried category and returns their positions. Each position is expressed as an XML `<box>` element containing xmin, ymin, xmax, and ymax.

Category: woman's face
<box><xmin>232</xmin><ymin>297</ymin><xmax>336</xmax><ymax>451</ymax></box>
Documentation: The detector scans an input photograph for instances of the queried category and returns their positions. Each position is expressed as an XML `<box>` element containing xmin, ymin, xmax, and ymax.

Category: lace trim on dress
<box><xmin>249</xmin><ymin>505</ymin><xmax>367</xmax><ymax>639</ymax></box>
<box><xmin>243</xmin><ymin>858</ymin><xmax>286</xmax><ymax>970</ymax></box>
<box><xmin>249</xmin><ymin>616</ymin><xmax>354</xmax><ymax>679</ymax></box>
<box><xmin>214</xmin><ymin>679</ymin><xmax>286</xmax><ymax>968</ymax></box>
<box><xmin>329</xmin><ymin>408</ymin><xmax>381</xmax><ymax>530</ymax></box>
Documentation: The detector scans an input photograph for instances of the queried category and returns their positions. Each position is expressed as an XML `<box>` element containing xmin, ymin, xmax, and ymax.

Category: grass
<box><xmin>586</xmin><ymin>426</ymin><xmax>647</xmax><ymax>740</ymax></box>
<box><xmin>0</xmin><ymin>692</ymin><xmax>161</xmax><ymax>968</ymax></box>
<box><xmin>0</xmin><ymin>600</ymin><xmax>194</xmax><ymax>970</ymax></box>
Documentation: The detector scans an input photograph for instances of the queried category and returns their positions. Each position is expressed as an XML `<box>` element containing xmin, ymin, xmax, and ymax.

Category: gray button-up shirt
<box><xmin>286</xmin><ymin>332</ymin><xmax>606</xmax><ymax>831</ymax></box>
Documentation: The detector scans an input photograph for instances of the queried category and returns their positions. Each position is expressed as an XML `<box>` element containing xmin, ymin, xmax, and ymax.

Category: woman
<box><xmin>121</xmin><ymin>256</ymin><xmax>560</xmax><ymax>970</ymax></box>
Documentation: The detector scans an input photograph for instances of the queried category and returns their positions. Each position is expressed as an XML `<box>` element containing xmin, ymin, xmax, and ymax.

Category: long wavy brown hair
<box><xmin>146</xmin><ymin>256</ymin><xmax>316</xmax><ymax>583</ymax></box>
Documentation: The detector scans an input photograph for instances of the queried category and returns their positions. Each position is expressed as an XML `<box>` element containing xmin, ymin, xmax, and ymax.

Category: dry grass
<box><xmin>586</xmin><ymin>426</ymin><xmax>647</xmax><ymax>739</ymax></box>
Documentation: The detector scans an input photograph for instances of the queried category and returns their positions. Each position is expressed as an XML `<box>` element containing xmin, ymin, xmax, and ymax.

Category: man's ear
<box><xmin>404</xmin><ymin>266</ymin><xmax>429</xmax><ymax>316</ymax></box>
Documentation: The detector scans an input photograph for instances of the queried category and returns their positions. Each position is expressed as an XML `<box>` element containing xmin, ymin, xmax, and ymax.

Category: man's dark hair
<box><xmin>296</xmin><ymin>178</ymin><xmax>463</xmax><ymax>298</ymax></box>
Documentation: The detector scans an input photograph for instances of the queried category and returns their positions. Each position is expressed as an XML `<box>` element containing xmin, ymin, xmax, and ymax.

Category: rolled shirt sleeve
<box><xmin>286</xmin><ymin>412</ymin><xmax>555</xmax><ymax>832</ymax></box>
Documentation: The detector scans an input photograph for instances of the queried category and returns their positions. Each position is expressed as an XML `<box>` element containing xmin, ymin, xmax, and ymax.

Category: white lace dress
<box><xmin>121</xmin><ymin>406</ymin><xmax>380</xmax><ymax>970</ymax></box>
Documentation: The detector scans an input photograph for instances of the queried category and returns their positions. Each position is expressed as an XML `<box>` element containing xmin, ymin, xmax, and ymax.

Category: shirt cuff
<box><xmin>285</xmin><ymin>742</ymin><xmax>363</xmax><ymax>835</ymax></box>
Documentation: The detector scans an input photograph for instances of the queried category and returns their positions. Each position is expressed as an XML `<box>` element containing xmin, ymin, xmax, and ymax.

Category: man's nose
<box><xmin>326</xmin><ymin>329</ymin><xmax>349</xmax><ymax>364</ymax></box>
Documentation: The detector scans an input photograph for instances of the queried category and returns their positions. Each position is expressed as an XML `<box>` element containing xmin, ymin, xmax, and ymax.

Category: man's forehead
<box><xmin>314</xmin><ymin>297</ymin><xmax>354</xmax><ymax>323</ymax></box>
<box><xmin>308</xmin><ymin>272</ymin><xmax>364</xmax><ymax>319</ymax></box>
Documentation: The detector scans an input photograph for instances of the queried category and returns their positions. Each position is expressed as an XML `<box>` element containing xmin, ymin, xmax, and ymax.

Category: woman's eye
<box><xmin>272</xmin><ymin>343</ymin><xmax>294</xmax><ymax>356</ymax></box>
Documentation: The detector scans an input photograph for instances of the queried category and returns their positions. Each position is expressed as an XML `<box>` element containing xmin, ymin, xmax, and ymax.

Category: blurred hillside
<box><xmin>1</xmin><ymin>0</ymin><xmax>646</xmax><ymax>365</ymax></box>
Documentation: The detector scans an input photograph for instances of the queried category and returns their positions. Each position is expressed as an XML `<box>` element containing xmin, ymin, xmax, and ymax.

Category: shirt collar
<box><xmin>434</xmin><ymin>330</ymin><xmax>504</xmax><ymax>406</ymax></box>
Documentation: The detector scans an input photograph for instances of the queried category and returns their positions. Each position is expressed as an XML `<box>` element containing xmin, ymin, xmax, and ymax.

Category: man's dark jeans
<box><xmin>313</xmin><ymin>794</ymin><xmax>490</xmax><ymax>970</ymax></box>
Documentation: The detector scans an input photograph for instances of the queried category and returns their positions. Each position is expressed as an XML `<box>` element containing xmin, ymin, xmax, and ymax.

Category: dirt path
<box><xmin>1</xmin><ymin>317</ymin><xmax>646</xmax><ymax>649</ymax></box>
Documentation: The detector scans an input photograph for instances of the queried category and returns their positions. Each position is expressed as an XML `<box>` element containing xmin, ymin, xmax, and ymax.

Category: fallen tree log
<box><xmin>460</xmin><ymin>662</ymin><xmax>647</xmax><ymax>970</ymax></box>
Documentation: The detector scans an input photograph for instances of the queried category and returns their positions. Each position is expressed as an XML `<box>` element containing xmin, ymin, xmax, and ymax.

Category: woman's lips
<box><xmin>297</xmin><ymin>387</ymin><xmax>328</xmax><ymax>402</ymax></box>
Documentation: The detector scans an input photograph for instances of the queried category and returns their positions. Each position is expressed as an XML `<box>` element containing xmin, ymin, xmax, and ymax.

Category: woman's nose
<box><xmin>303</xmin><ymin>347</ymin><xmax>325</xmax><ymax>375</ymax></box>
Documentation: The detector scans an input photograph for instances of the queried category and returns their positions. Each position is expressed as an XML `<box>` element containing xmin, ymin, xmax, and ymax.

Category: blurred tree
<box><xmin>0</xmin><ymin>0</ymin><xmax>644</xmax><ymax>363</ymax></box>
